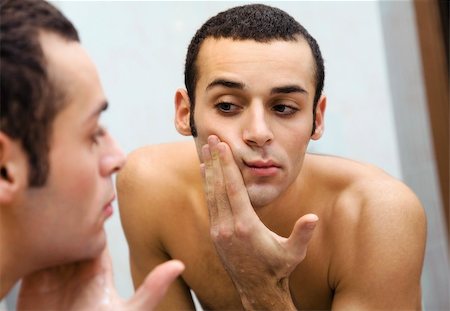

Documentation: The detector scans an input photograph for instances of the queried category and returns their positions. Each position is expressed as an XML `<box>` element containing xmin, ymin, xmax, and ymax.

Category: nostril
<box><xmin>115</xmin><ymin>154</ymin><xmax>126</xmax><ymax>172</ymax></box>
<box><xmin>100</xmin><ymin>152</ymin><xmax>126</xmax><ymax>176</ymax></box>
<box><xmin>112</xmin><ymin>165</ymin><xmax>121</xmax><ymax>174</ymax></box>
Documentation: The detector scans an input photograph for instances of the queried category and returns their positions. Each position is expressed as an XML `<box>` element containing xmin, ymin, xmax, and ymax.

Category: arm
<box><xmin>201</xmin><ymin>135</ymin><xmax>318</xmax><ymax>310</ymax></box>
<box><xmin>330</xmin><ymin>179</ymin><xmax>426</xmax><ymax>310</ymax></box>
<box><xmin>17</xmin><ymin>247</ymin><xmax>184</xmax><ymax>311</ymax></box>
<box><xmin>117</xmin><ymin>149</ymin><xmax>195</xmax><ymax>310</ymax></box>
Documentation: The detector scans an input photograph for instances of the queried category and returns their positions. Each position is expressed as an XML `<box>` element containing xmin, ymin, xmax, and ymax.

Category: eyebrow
<box><xmin>205</xmin><ymin>78</ymin><xmax>308</xmax><ymax>96</ymax></box>
<box><xmin>270</xmin><ymin>85</ymin><xmax>308</xmax><ymax>95</ymax></box>
<box><xmin>206</xmin><ymin>78</ymin><xmax>245</xmax><ymax>91</ymax></box>
<box><xmin>87</xmin><ymin>100</ymin><xmax>109</xmax><ymax>121</ymax></box>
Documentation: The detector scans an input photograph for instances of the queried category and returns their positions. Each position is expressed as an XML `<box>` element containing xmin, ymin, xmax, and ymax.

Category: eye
<box><xmin>272</xmin><ymin>104</ymin><xmax>298</xmax><ymax>116</ymax></box>
<box><xmin>91</xmin><ymin>126</ymin><xmax>106</xmax><ymax>144</ymax></box>
<box><xmin>215</xmin><ymin>102</ymin><xmax>240</xmax><ymax>114</ymax></box>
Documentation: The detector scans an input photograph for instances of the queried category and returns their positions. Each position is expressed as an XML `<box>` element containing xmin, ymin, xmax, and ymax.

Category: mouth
<box><xmin>243</xmin><ymin>160</ymin><xmax>281</xmax><ymax>177</ymax></box>
<box><xmin>102</xmin><ymin>195</ymin><xmax>115</xmax><ymax>218</ymax></box>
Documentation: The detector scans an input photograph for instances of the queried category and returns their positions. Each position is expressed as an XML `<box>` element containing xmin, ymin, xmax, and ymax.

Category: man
<box><xmin>118</xmin><ymin>4</ymin><xmax>426</xmax><ymax>310</ymax></box>
<box><xmin>0</xmin><ymin>0</ymin><xmax>183</xmax><ymax>309</ymax></box>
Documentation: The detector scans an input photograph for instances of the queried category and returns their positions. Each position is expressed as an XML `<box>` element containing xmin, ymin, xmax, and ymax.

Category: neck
<box><xmin>0</xmin><ymin>210</ymin><xmax>33</xmax><ymax>299</ymax></box>
<box><xmin>0</xmin><ymin>238</ymin><xmax>22</xmax><ymax>299</ymax></box>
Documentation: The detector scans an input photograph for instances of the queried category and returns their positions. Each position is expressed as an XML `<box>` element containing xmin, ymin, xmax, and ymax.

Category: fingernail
<box><xmin>212</xmin><ymin>150</ymin><xmax>219</xmax><ymax>159</ymax></box>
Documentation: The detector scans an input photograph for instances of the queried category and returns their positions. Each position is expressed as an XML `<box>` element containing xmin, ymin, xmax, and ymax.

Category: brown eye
<box><xmin>272</xmin><ymin>104</ymin><xmax>298</xmax><ymax>115</ymax></box>
<box><xmin>215</xmin><ymin>102</ymin><xmax>239</xmax><ymax>113</ymax></box>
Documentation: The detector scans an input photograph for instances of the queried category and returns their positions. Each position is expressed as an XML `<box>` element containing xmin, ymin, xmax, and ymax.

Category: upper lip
<box><xmin>244</xmin><ymin>159</ymin><xmax>281</xmax><ymax>168</ymax></box>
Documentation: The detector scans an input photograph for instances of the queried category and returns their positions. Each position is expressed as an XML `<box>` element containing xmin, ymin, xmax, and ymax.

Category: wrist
<box><xmin>236</xmin><ymin>277</ymin><xmax>297</xmax><ymax>311</ymax></box>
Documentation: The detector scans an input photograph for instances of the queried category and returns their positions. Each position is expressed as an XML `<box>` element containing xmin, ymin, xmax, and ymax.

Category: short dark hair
<box><xmin>1</xmin><ymin>0</ymin><xmax>79</xmax><ymax>186</ymax></box>
<box><xmin>185</xmin><ymin>3</ymin><xmax>325</xmax><ymax>137</ymax></box>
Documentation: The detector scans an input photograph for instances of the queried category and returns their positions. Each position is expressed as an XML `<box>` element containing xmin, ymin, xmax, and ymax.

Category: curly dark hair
<box><xmin>185</xmin><ymin>3</ymin><xmax>325</xmax><ymax>137</ymax></box>
<box><xmin>1</xmin><ymin>0</ymin><xmax>79</xmax><ymax>186</ymax></box>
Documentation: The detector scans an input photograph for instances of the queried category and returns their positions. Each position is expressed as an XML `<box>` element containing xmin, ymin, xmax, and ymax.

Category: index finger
<box><xmin>216</xmin><ymin>141</ymin><xmax>256</xmax><ymax>220</ymax></box>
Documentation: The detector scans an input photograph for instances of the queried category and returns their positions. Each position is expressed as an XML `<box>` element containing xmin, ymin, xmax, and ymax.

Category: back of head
<box><xmin>185</xmin><ymin>3</ymin><xmax>324</xmax><ymax>110</ymax></box>
<box><xmin>0</xmin><ymin>0</ymin><xmax>79</xmax><ymax>186</ymax></box>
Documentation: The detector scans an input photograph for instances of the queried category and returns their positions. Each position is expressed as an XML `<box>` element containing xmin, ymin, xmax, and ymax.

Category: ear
<box><xmin>174</xmin><ymin>88</ymin><xmax>193</xmax><ymax>136</ymax></box>
<box><xmin>0</xmin><ymin>132</ymin><xmax>28</xmax><ymax>205</ymax></box>
<box><xmin>311</xmin><ymin>95</ymin><xmax>327</xmax><ymax>141</ymax></box>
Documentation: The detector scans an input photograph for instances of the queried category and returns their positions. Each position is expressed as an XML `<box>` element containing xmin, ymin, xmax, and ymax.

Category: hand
<box><xmin>201</xmin><ymin>135</ymin><xmax>318</xmax><ymax>310</ymax></box>
<box><xmin>17</xmin><ymin>247</ymin><xmax>184</xmax><ymax>310</ymax></box>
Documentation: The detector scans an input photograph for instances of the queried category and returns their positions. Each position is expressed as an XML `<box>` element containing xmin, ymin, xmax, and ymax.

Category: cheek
<box><xmin>62</xmin><ymin>172</ymin><xmax>98</xmax><ymax>212</ymax></box>
<box><xmin>50</xmin><ymin>150</ymin><xmax>99</xmax><ymax>202</ymax></box>
<box><xmin>195</xmin><ymin>116</ymin><xmax>240</xmax><ymax>145</ymax></box>
<box><xmin>279</xmin><ymin>126</ymin><xmax>311</xmax><ymax>165</ymax></box>
<box><xmin>293</xmin><ymin>145</ymin><xmax>309</xmax><ymax>174</ymax></box>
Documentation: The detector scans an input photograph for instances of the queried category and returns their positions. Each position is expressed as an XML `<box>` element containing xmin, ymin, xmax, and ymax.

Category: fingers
<box><xmin>286</xmin><ymin>214</ymin><xmax>319</xmax><ymax>259</ymax></box>
<box><xmin>216</xmin><ymin>142</ymin><xmax>257</xmax><ymax>222</ymax></box>
<box><xmin>202</xmin><ymin>143</ymin><xmax>218</xmax><ymax>224</ymax></box>
<box><xmin>202</xmin><ymin>136</ymin><xmax>234</xmax><ymax>227</ymax></box>
<box><xmin>204</xmin><ymin>135</ymin><xmax>254</xmax><ymax>216</ymax></box>
<box><xmin>97</xmin><ymin>245</ymin><xmax>113</xmax><ymax>271</ymax></box>
<box><xmin>94</xmin><ymin>245</ymin><xmax>117</xmax><ymax>288</ymax></box>
<box><xmin>129</xmin><ymin>260</ymin><xmax>185</xmax><ymax>310</ymax></box>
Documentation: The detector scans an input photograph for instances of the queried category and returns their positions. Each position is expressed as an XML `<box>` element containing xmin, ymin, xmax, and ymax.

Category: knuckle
<box><xmin>211</xmin><ymin>224</ymin><xmax>233</xmax><ymax>243</ymax></box>
<box><xmin>218</xmin><ymin>225</ymin><xmax>233</xmax><ymax>240</ymax></box>
<box><xmin>234</xmin><ymin>221</ymin><xmax>251</xmax><ymax>238</ymax></box>
<box><xmin>210</xmin><ymin>227</ymin><xmax>219</xmax><ymax>240</ymax></box>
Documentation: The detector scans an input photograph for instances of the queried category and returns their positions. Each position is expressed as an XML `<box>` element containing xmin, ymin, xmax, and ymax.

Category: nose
<box><xmin>242</xmin><ymin>105</ymin><xmax>273</xmax><ymax>147</ymax></box>
<box><xmin>100</xmin><ymin>133</ymin><xmax>126</xmax><ymax>177</ymax></box>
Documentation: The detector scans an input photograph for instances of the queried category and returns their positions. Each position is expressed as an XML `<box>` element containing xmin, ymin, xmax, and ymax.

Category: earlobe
<box><xmin>0</xmin><ymin>132</ymin><xmax>27</xmax><ymax>205</ymax></box>
<box><xmin>174</xmin><ymin>89</ymin><xmax>193</xmax><ymax>136</ymax></box>
<box><xmin>311</xmin><ymin>95</ymin><xmax>327</xmax><ymax>141</ymax></box>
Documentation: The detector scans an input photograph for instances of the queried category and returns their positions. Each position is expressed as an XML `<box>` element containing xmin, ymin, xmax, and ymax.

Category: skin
<box><xmin>0</xmin><ymin>31</ymin><xmax>184</xmax><ymax>308</ymax></box>
<box><xmin>118</xmin><ymin>38</ymin><xmax>426</xmax><ymax>310</ymax></box>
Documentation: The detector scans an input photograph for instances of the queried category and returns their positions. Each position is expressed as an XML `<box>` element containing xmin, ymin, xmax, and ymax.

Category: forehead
<box><xmin>196</xmin><ymin>37</ymin><xmax>315</xmax><ymax>91</ymax></box>
<box><xmin>39</xmin><ymin>31</ymin><xmax>105</xmax><ymax>123</ymax></box>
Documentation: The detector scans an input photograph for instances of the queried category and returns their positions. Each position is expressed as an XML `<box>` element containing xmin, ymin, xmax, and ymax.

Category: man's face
<box><xmin>192</xmin><ymin>38</ymin><xmax>323</xmax><ymax>208</ymax></box>
<box><xmin>20</xmin><ymin>32</ymin><xmax>125</xmax><ymax>265</ymax></box>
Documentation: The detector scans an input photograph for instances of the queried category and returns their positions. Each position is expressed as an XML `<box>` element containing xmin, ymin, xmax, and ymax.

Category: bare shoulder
<box><xmin>305</xmin><ymin>153</ymin><xmax>424</xmax><ymax>216</ymax></box>
<box><xmin>116</xmin><ymin>140</ymin><xmax>201</xmax><ymax>249</ymax></box>
<box><xmin>116</xmin><ymin>140</ymin><xmax>201</xmax><ymax>293</ymax></box>
<box><xmin>118</xmin><ymin>140</ymin><xmax>199</xmax><ymax>188</ymax></box>
<box><xmin>306</xmin><ymin>153</ymin><xmax>426</xmax><ymax>237</ymax></box>
<box><xmin>306</xmin><ymin>154</ymin><xmax>426</xmax><ymax>308</ymax></box>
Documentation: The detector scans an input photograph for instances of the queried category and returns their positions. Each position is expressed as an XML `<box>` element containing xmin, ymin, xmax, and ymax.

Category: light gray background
<box><xmin>4</xmin><ymin>1</ymin><xmax>446</xmax><ymax>310</ymax></box>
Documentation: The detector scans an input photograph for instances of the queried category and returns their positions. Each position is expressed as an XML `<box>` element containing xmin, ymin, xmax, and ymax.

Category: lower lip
<box><xmin>103</xmin><ymin>203</ymin><xmax>113</xmax><ymax>218</ymax></box>
<box><xmin>247</xmin><ymin>166</ymin><xmax>279</xmax><ymax>177</ymax></box>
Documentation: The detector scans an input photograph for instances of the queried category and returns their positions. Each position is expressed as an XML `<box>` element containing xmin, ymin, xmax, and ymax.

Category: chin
<box><xmin>67</xmin><ymin>230</ymin><xmax>107</xmax><ymax>262</ymax></box>
<box><xmin>34</xmin><ymin>230</ymin><xmax>107</xmax><ymax>271</ymax></box>
<box><xmin>247</xmin><ymin>186</ymin><xmax>281</xmax><ymax>208</ymax></box>
<box><xmin>84</xmin><ymin>231</ymin><xmax>107</xmax><ymax>259</ymax></box>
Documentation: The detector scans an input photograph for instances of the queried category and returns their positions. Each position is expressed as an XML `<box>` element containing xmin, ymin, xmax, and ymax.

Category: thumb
<box><xmin>286</xmin><ymin>214</ymin><xmax>319</xmax><ymax>260</ymax></box>
<box><xmin>127</xmin><ymin>260</ymin><xmax>185</xmax><ymax>310</ymax></box>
